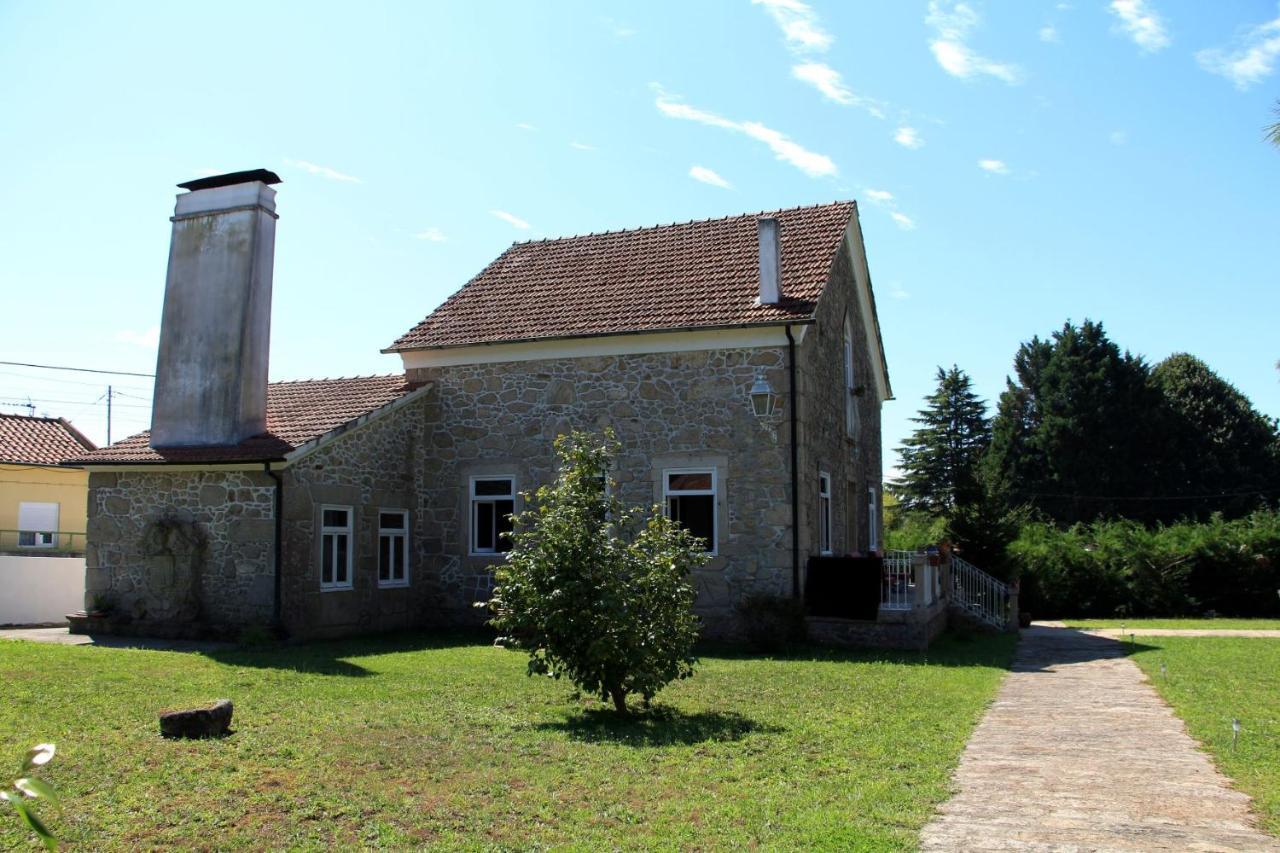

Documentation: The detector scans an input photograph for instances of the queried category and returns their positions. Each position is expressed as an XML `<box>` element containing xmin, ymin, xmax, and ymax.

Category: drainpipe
<box><xmin>785</xmin><ymin>324</ymin><xmax>800</xmax><ymax>601</ymax></box>
<box><xmin>264</xmin><ymin>463</ymin><xmax>284</xmax><ymax>633</ymax></box>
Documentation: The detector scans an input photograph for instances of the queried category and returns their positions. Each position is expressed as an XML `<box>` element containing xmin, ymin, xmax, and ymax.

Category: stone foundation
<box><xmin>807</xmin><ymin>600</ymin><xmax>948</xmax><ymax>651</ymax></box>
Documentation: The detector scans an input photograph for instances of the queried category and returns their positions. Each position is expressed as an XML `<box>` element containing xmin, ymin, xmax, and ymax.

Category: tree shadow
<box><xmin>1013</xmin><ymin>625</ymin><xmax>1161</xmax><ymax>672</ymax></box>
<box><xmin>198</xmin><ymin>629</ymin><xmax>494</xmax><ymax>678</ymax></box>
<box><xmin>537</xmin><ymin>705</ymin><xmax>778</xmax><ymax>747</ymax></box>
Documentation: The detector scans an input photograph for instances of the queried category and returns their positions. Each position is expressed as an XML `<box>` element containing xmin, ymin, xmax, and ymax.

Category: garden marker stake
<box><xmin>1232</xmin><ymin>718</ymin><xmax>1241</xmax><ymax>752</ymax></box>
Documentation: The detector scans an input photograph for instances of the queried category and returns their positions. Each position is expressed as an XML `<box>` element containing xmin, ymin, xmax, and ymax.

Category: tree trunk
<box><xmin>609</xmin><ymin>686</ymin><xmax>628</xmax><ymax>715</ymax></box>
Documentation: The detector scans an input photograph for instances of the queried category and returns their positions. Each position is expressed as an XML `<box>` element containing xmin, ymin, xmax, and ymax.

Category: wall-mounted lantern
<box><xmin>749</xmin><ymin>369</ymin><xmax>778</xmax><ymax>417</ymax></box>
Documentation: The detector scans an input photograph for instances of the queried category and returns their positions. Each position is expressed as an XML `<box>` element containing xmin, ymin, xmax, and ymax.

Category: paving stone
<box><xmin>920</xmin><ymin>625</ymin><xmax>1278</xmax><ymax>852</ymax></box>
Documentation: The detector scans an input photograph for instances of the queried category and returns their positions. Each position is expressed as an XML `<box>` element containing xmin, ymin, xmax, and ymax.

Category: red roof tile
<box><xmin>385</xmin><ymin>201</ymin><xmax>856</xmax><ymax>352</ymax></box>
<box><xmin>68</xmin><ymin>374</ymin><xmax>413</xmax><ymax>466</ymax></box>
<box><xmin>0</xmin><ymin>414</ymin><xmax>96</xmax><ymax>466</ymax></box>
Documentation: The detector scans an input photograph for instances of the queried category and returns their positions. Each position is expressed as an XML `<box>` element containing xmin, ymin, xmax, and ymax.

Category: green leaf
<box><xmin>15</xmin><ymin>777</ymin><xmax>60</xmax><ymax>810</ymax></box>
<box><xmin>22</xmin><ymin>744</ymin><xmax>55</xmax><ymax>771</ymax></box>
<box><xmin>9</xmin><ymin>796</ymin><xmax>57</xmax><ymax>850</ymax></box>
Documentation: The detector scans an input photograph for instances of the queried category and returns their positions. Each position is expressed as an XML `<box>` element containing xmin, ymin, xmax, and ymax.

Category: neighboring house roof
<box><xmin>0</xmin><ymin>413</ymin><xmax>96</xmax><ymax>466</ymax></box>
<box><xmin>68</xmin><ymin>375</ymin><xmax>415</xmax><ymax>466</ymax></box>
<box><xmin>385</xmin><ymin>201</ymin><xmax>858</xmax><ymax>352</ymax></box>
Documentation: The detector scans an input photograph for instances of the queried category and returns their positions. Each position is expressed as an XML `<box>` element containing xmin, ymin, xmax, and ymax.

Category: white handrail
<box><xmin>950</xmin><ymin>555</ymin><xmax>1009</xmax><ymax>629</ymax></box>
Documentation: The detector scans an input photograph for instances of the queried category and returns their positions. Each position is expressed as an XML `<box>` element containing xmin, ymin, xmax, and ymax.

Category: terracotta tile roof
<box><xmin>386</xmin><ymin>201</ymin><xmax>856</xmax><ymax>352</ymax></box>
<box><xmin>0</xmin><ymin>414</ymin><xmax>96</xmax><ymax>466</ymax></box>
<box><xmin>68</xmin><ymin>374</ymin><xmax>413</xmax><ymax>466</ymax></box>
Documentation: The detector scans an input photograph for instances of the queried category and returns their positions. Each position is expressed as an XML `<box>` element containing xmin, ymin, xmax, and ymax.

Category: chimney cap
<box><xmin>177</xmin><ymin>169</ymin><xmax>282</xmax><ymax>191</ymax></box>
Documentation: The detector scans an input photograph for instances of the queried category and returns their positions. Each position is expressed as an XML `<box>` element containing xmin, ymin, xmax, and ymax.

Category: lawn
<box><xmin>1128</xmin><ymin>637</ymin><xmax>1280</xmax><ymax>836</ymax></box>
<box><xmin>0</xmin><ymin>632</ymin><xmax>1014</xmax><ymax>851</ymax></box>
<box><xmin>1065</xmin><ymin>618</ymin><xmax>1280</xmax><ymax>630</ymax></box>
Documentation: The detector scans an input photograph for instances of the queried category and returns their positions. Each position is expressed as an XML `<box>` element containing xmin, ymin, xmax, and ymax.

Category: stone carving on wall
<box><xmin>135</xmin><ymin>512</ymin><xmax>208</xmax><ymax>623</ymax></box>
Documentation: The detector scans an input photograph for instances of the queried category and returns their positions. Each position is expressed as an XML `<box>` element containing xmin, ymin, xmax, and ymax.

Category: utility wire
<box><xmin>0</xmin><ymin>360</ymin><xmax>154</xmax><ymax>378</ymax></box>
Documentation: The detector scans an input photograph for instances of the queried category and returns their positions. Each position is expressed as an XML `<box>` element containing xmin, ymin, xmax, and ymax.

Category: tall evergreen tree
<box><xmin>1153</xmin><ymin>353</ymin><xmax>1280</xmax><ymax>517</ymax></box>
<box><xmin>985</xmin><ymin>320</ymin><xmax>1168</xmax><ymax>525</ymax></box>
<box><xmin>892</xmin><ymin>366</ymin><xmax>991</xmax><ymax>516</ymax></box>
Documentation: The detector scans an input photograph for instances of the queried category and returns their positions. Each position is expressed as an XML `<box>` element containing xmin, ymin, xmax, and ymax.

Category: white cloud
<box><xmin>791</xmin><ymin>62</ymin><xmax>853</xmax><ymax>104</ymax></box>
<box><xmin>890</xmin><ymin>212</ymin><xmax>916</xmax><ymax>230</ymax></box>
<box><xmin>1039</xmin><ymin>25</ymin><xmax>1059</xmax><ymax>43</ymax></box>
<box><xmin>789</xmin><ymin>63</ymin><xmax>888</xmax><ymax>117</ymax></box>
<box><xmin>689</xmin><ymin>166</ymin><xmax>732</xmax><ymax>189</ymax></box>
<box><xmin>888</xmin><ymin>281</ymin><xmax>911</xmax><ymax>300</ymax></box>
<box><xmin>490</xmin><ymin>210</ymin><xmax>531</xmax><ymax>230</ymax></box>
<box><xmin>925</xmin><ymin>2</ymin><xmax>1022</xmax><ymax>84</ymax></box>
<box><xmin>894</xmin><ymin>126</ymin><xmax>924</xmax><ymax>149</ymax></box>
<box><xmin>864</xmin><ymin>189</ymin><xmax>894</xmax><ymax>204</ymax></box>
<box><xmin>978</xmin><ymin>158</ymin><xmax>1009</xmax><ymax>174</ymax></box>
<box><xmin>653</xmin><ymin>86</ymin><xmax>837</xmax><ymax>178</ymax></box>
<box><xmin>1108</xmin><ymin>0</ymin><xmax>1170</xmax><ymax>53</ymax></box>
<box><xmin>570</xmin><ymin>141</ymin><xmax>596</xmax><ymax>150</ymax></box>
<box><xmin>1109</xmin><ymin>129</ymin><xmax>1128</xmax><ymax>145</ymax></box>
<box><xmin>414</xmin><ymin>227</ymin><xmax>447</xmax><ymax>242</ymax></box>
<box><xmin>1196</xmin><ymin>13</ymin><xmax>1280</xmax><ymax>90</ymax></box>
<box><xmin>283</xmin><ymin>158</ymin><xmax>362</xmax><ymax>183</ymax></box>
<box><xmin>516</xmin><ymin>122</ymin><xmax>537</xmax><ymax>131</ymax></box>
<box><xmin>114</xmin><ymin>326</ymin><xmax>160</xmax><ymax>348</ymax></box>
<box><xmin>752</xmin><ymin>0</ymin><xmax>833</xmax><ymax>53</ymax></box>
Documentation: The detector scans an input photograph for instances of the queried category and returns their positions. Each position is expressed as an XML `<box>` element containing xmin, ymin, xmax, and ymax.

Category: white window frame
<box><xmin>377</xmin><ymin>509</ymin><xmax>410</xmax><ymax>588</ymax></box>
<box><xmin>17</xmin><ymin>502</ymin><xmax>58</xmax><ymax>549</ymax></box>
<box><xmin>319</xmin><ymin>504</ymin><xmax>354</xmax><ymax>591</ymax></box>
<box><xmin>867</xmin><ymin>487</ymin><xmax>879</xmax><ymax>553</ymax></box>
<box><xmin>663</xmin><ymin>467</ymin><xmax>719</xmax><ymax>555</ymax></box>
<box><xmin>470</xmin><ymin>475</ymin><xmax>516</xmax><ymax>556</ymax></box>
<box><xmin>818</xmin><ymin>472</ymin><xmax>832</xmax><ymax>555</ymax></box>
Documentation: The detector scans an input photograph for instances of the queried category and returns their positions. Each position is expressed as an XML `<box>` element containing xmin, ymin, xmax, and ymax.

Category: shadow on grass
<box><xmin>698</xmin><ymin>630</ymin><xmax>1019</xmax><ymax>670</ymax></box>
<box><xmin>200</xmin><ymin>629</ymin><xmax>494</xmax><ymax>677</ymax></box>
<box><xmin>538</xmin><ymin>705</ymin><xmax>778</xmax><ymax>747</ymax></box>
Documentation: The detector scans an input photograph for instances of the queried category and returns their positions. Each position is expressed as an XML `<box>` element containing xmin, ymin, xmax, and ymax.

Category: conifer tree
<box><xmin>892</xmin><ymin>366</ymin><xmax>991</xmax><ymax>516</ymax></box>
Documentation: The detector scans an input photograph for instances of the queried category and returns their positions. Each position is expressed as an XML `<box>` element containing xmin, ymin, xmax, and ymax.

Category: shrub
<box><xmin>1009</xmin><ymin>510</ymin><xmax>1280</xmax><ymax>618</ymax></box>
<box><xmin>737</xmin><ymin>595</ymin><xmax>807</xmax><ymax>652</ymax></box>
<box><xmin>479</xmin><ymin>430</ymin><xmax>705</xmax><ymax>714</ymax></box>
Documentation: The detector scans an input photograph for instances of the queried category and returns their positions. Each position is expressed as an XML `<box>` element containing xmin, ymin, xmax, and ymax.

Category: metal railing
<box><xmin>951</xmin><ymin>555</ymin><xmax>1010</xmax><ymax>630</ymax></box>
<box><xmin>882</xmin><ymin>549</ymin><xmax>915</xmax><ymax>610</ymax></box>
<box><xmin>0</xmin><ymin>529</ymin><xmax>87</xmax><ymax>556</ymax></box>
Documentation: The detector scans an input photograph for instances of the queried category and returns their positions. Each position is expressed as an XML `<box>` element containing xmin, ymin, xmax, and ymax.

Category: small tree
<box><xmin>479</xmin><ymin>429</ymin><xmax>704</xmax><ymax>714</ymax></box>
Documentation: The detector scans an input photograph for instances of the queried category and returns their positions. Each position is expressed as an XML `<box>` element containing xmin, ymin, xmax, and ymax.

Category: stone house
<box><xmin>69</xmin><ymin>170</ymin><xmax>894</xmax><ymax>641</ymax></box>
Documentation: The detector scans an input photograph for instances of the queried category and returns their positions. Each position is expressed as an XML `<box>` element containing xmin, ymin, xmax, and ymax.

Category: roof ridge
<box><xmin>0</xmin><ymin>412</ymin><xmax>67</xmax><ymax>423</ymax></box>
<box><xmin>268</xmin><ymin>373</ymin><xmax>405</xmax><ymax>387</ymax></box>
<box><xmin>510</xmin><ymin>199</ymin><xmax>854</xmax><ymax>246</ymax></box>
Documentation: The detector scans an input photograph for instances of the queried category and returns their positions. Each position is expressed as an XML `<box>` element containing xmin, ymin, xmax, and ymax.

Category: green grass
<box><xmin>0</xmin><ymin>632</ymin><xmax>1014</xmax><ymax>851</ymax></box>
<box><xmin>1128</xmin><ymin>637</ymin><xmax>1280</xmax><ymax>836</ymax></box>
<box><xmin>1065</xmin><ymin>618</ymin><xmax>1280</xmax><ymax>630</ymax></box>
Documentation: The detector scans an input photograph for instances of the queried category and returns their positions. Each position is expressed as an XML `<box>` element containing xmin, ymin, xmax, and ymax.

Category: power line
<box><xmin>0</xmin><ymin>369</ymin><xmax>151</xmax><ymax>392</ymax></box>
<box><xmin>0</xmin><ymin>360</ymin><xmax>154</xmax><ymax>378</ymax></box>
<box><xmin>0</xmin><ymin>396</ymin><xmax>150</xmax><ymax>410</ymax></box>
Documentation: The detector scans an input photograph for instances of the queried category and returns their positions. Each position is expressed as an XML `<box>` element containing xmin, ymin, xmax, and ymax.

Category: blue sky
<box><xmin>1</xmin><ymin>1</ymin><xmax>1277</xmax><ymax>474</ymax></box>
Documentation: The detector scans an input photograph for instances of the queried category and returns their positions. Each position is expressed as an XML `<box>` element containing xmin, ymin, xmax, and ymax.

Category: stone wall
<box><xmin>278</xmin><ymin>394</ymin><xmax>432</xmax><ymax>639</ymax></box>
<box><xmin>795</xmin><ymin>229</ymin><xmax>884</xmax><ymax>570</ymax></box>
<box><xmin>406</xmin><ymin>345</ymin><xmax>794</xmax><ymax>638</ymax></box>
<box><xmin>84</xmin><ymin>470</ymin><xmax>275</xmax><ymax>634</ymax></box>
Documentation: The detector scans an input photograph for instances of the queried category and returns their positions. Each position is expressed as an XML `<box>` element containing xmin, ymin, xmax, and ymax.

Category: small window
<box><xmin>378</xmin><ymin>510</ymin><xmax>409</xmax><ymax>587</ymax></box>
<box><xmin>664</xmin><ymin>469</ymin><xmax>717</xmax><ymax>554</ymax></box>
<box><xmin>320</xmin><ymin>505</ymin><xmax>353</xmax><ymax>590</ymax></box>
<box><xmin>818</xmin><ymin>473</ymin><xmax>832</xmax><ymax>555</ymax></box>
<box><xmin>844</xmin><ymin>318</ymin><xmax>860</xmax><ymax>440</ymax></box>
<box><xmin>471</xmin><ymin>476</ymin><xmax>515</xmax><ymax>555</ymax></box>
<box><xmin>867</xmin><ymin>487</ymin><xmax>879</xmax><ymax>553</ymax></box>
<box><xmin>17</xmin><ymin>502</ymin><xmax>58</xmax><ymax>549</ymax></box>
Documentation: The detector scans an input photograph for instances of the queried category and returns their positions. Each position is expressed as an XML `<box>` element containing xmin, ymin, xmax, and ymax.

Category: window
<box><xmin>664</xmin><ymin>469</ymin><xmax>717</xmax><ymax>554</ymax></box>
<box><xmin>470</xmin><ymin>476</ymin><xmax>515</xmax><ymax>555</ymax></box>
<box><xmin>844</xmin><ymin>318</ymin><xmax>860</xmax><ymax>440</ymax></box>
<box><xmin>17</xmin><ymin>502</ymin><xmax>58</xmax><ymax>548</ymax></box>
<box><xmin>867</xmin><ymin>487</ymin><xmax>879</xmax><ymax>553</ymax></box>
<box><xmin>378</xmin><ymin>510</ymin><xmax>409</xmax><ymax>587</ymax></box>
<box><xmin>818</xmin><ymin>473</ymin><xmax>832</xmax><ymax>555</ymax></box>
<box><xmin>319</xmin><ymin>505</ymin><xmax>353</xmax><ymax>590</ymax></box>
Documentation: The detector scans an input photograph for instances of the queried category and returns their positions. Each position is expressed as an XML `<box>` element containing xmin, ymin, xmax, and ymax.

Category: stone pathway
<box><xmin>0</xmin><ymin>626</ymin><xmax>229</xmax><ymax>652</ymax></box>
<box><xmin>920</xmin><ymin>625</ymin><xmax>1278</xmax><ymax>851</ymax></box>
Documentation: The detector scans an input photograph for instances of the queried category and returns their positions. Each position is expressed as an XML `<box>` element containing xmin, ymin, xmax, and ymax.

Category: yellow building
<box><xmin>0</xmin><ymin>414</ymin><xmax>96</xmax><ymax>552</ymax></box>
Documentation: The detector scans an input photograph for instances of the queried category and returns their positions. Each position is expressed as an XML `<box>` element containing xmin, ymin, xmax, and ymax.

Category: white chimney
<box><xmin>150</xmin><ymin>169</ymin><xmax>280</xmax><ymax>448</ymax></box>
<box><xmin>757</xmin><ymin>217</ymin><xmax>781</xmax><ymax>305</ymax></box>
